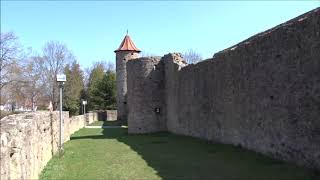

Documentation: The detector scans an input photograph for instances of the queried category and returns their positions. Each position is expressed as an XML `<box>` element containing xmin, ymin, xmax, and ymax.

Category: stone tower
<box><xmin>114</xmin><ymin>34</ymin><xmax>141</xmax><ymax>122</ymax></box>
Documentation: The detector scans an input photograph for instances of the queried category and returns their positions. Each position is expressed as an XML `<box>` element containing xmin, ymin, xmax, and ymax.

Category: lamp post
<box><xmin>56</xmin><ymin>74</ymin><xmax>66</xmax><ymax>155</ymax></box>
<box><xmin>82</xmin><ymin>100</ymin><xmax>88</xmax><ymax>125</ymax></box>
<box><xmin>82</xmin><ymin>100</ymin><xmax>87</xmax><ymax>114</ymax></box>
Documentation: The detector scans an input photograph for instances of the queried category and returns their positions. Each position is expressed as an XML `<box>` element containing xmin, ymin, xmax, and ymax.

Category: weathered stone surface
<box><xmin>116</xmin><ymin>51</ymin><xmax>140</xmax><ymax>123</ymax></box>
<box><xmin>105</xmin><ymin>110</ymin><xmax>117</xmax><ymax>121</ymax></box>
<box><xmin>127</xmin><ymin>57</ymin><xmax>166</xmax><ymax>133</ymax></box>
<box><xmin>0</xmin><ymin>111</ymin><xmax>98</xmax><ymax>180</ymax></box>
<box><xmin>95</xmin><ymin>110</ymin><xmax>118</xmax><ymax>121</ymax></box>
<box><xmin>126</xmin><ymin>8</ymin><xmax>320</xmax><ymax>170</ymax></box>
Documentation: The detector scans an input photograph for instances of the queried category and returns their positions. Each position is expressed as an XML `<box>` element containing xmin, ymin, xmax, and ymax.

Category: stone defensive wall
<box><xmin>97</xmin><ymin>110</ymin><xmax>118</xmax><ymax>121</ymax></box>
<box><xmin>127</xmin><ymin>8</ymin><xmax>320</xmax><ymax>170</ymax></box>
<box><xmin>0</xmin><ymin>111</ymin><xmax>98</xmax><ymax>180</ymax></box>
<box><xmin>127</xmin><ymin>57</ymin><xmax>167</xmax><ymax>133</ymax></box>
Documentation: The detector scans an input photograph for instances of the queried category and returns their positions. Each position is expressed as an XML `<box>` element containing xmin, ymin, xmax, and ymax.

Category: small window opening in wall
<box><xmin>155</xmin><ymin>107</ymin><xmax>160</xmax><ymax>114</ymax></box>
<box><xmin>123</xmin><ymin>102</ymin><xmax>127</xmax><ymax>104</ymax></box>
<box><xmin>270</xmin><ymin>96</ymin><xmax>274</xmax><ymax>100</ymax></box>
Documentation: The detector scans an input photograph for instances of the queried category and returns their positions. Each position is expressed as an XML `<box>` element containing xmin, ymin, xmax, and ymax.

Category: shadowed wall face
<box><xmin>127</xmin><ymin>8</ymin><xmax>320</xmax><ymax>170</ymax></box>
<box><xmin>164</xmin><ymin>8</ymin><xmax>320</xmax><ymax>170</ymax></box>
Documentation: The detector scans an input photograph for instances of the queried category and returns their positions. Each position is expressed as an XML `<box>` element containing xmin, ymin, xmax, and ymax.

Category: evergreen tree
<box><xmin>87</xmin><ymin>62</ymin><xmax>116</xmax><ymax>110</ymax></box>
<box><xmin>96</xmin><ymin>70</ymin><xmax>116</xmax><ymax>110</ymax></box>
<box><xmin>87</xmin><ymin>62</ymin><xmax>105</xmax><ymax>110</ymax></box>
<box><xmin>63</xmin><ymin>61</ymin><xmax>84</xmax><ymax>116</ymax></box>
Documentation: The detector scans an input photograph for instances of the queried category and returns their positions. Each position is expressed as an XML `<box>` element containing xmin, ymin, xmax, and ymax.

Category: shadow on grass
<box><xmin>87</xmin><ymin>120</ymin><xmax>124</xmax><ymax>126</ymax></box>
<box><xmin>70</xmin><ymin>126</ymin><xmax>317</xmax><ymax>180</ymax></box>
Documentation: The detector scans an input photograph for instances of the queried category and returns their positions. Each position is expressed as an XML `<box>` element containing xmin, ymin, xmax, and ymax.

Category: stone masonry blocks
<box><xmin>127</xmin><ymin>57</ymin><xmax>167</xmax><ymax>133</ymax></box>
<box><xmin>116</xmin><ymin>51</ymin><xmax>140</xmax><ymax>123</ymax></box>
<box><xmin>0</xmin><ymin>111</ymin><xmax>98</xmax><ymax>180</ymax></box>
<box><xmin>126</xmin><ymin>8</ymin><xmax>320</xmax><ymax>170</ymax></box>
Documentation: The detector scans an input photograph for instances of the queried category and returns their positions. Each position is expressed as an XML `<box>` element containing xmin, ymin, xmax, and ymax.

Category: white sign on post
<box><xmin>56</xmin><ymin>74</ymin><xmax>66</xmax><ymax>82</ymax></box>
<box><xmin>82</xmin><ymin>101</ymin><xmax>87</xmax><ymax>105</ymax></box>
<box><xmin>56</xmin><ymin>73</ymin><xmax>66</xmax><ymax>154</ymax></box>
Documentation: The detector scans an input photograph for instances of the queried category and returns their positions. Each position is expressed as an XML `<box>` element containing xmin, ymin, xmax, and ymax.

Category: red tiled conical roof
<box><xmin>114</xmin><ymin>35</ymin><xmax>141</xmax><ymax>52</ymax></box>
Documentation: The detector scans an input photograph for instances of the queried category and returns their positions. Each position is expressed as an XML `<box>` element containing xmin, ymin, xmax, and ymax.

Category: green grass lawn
<box><xmin>87</xmin><ymin>120</ymin><xmax>123</xmax><ymax>126</ymax></box>
<box><xmin>40</xmin><ymin>127</ymin><xmax>315</xmax><ymax>180</ymax></box>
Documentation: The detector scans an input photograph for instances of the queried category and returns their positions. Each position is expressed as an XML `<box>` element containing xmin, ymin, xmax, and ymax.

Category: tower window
<box><xmin>155</xmin><ymin>108</ymin><xmax>160</xmax><ymax>114</ymax></box>
<box><xmin>123</xmin><ymin>102</ymin><xmax>127</xmax><ymax>104</ymax></box>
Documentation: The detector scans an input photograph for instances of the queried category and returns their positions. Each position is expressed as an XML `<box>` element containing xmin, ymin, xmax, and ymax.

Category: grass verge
<box><xmin>87</xmin><ymin>120</ymin><xmax>122</xmax><ymax>126</ymax></box>
<box><xmin>40</xmin><ymin>127</ymin><xmax>314</xmax><ymax>180</ymax></box>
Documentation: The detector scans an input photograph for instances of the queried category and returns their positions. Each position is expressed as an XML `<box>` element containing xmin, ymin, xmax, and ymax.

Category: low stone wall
<box><xmin>105</xmin><ymin>110</ymin><xmax>117</xmax><ymax>121</ymax></box>
<box><xmin>95</xmin><ymin>110</ymin><xmax>118</xmax><ymax>121</ymax></box>
<box><xmin>0</xmin><ymin>111</ymin><xmax>98</xmax><ymax>180</ymax></box>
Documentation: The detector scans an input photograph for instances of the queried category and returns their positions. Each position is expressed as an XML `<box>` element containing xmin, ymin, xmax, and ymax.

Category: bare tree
<box><xmin>0</xmin><ymin>32</ymin><xmax>23</xmax><ymax>113</ymax></box>
<box><xmin>106</xmin><ymin>61</ymin><xmax>115</xmax><ymax>72</ymax></box>
<box><xmin>20</xmin><ymin>56</ymin><xmax>47</xmax><ymax>111</ymax></box>
<box><xmin>6</xmin><ymin>78</ymin><xmax>25</xmax><ymax>111</ymax></box>
<box><xmin>183</xmin><ymin>49</ymin><xmax>202</xmax><ymax>64</ymax></box>
<box><xmin>83</xmin><ymin>66</ymin><xmax>91</xmax><ymax>90</ymax></box>
<box><xmin>0</xmin><ymin>32</ymin><xmax>21</xmax><ymax>90</ymax></box>
<box><xmin>41</xmin><ymin>41</ymin><xmax>74</xmax><ymax>110</ymax></box>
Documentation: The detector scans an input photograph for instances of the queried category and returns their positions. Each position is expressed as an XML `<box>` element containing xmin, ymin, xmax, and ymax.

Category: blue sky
<box><xmin>1</xmin><ymin>1</ymin><xmax>319</xmax><ymax>68</ymax></box>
